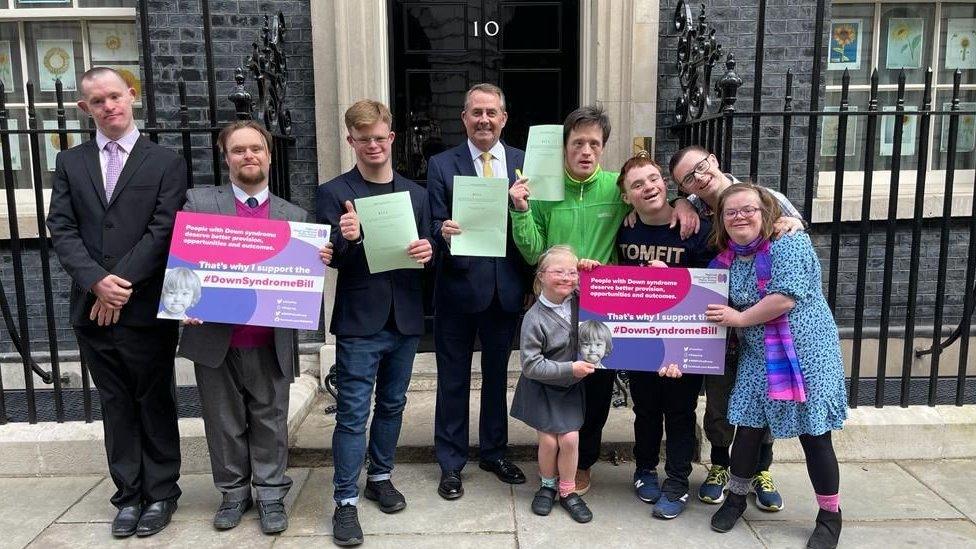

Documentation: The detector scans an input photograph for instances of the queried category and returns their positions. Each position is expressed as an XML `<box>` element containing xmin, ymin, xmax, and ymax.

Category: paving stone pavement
<box><xmin>4</xmin><ymin>459</ymin><xmax>976</xmax><ymax>548</ymax></box>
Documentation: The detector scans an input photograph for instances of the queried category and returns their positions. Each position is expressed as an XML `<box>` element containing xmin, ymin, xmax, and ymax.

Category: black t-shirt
<box><xmin>615</xmin><ymin>216</ymin><xmax>716</xmax><ymax>268</ymax></box>
<box><xmin>364</xmin><ymin>180</ymin><xmax>394</xmax><ymax>196</ymax></box>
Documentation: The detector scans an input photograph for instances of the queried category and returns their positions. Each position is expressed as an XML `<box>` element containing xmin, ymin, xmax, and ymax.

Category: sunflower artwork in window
<box><xmin>0</xmin><ymin>41</ymin><xmax>12</xmax><ymax>92</ymax></box>
<box><xmin>886</xmin><ymin>18</ymin><xmax>924</xmax><ymax>69</ymax></box>
<box><xmin>828</xmin><ymin>19</ymin><xmax>862</xmax><ymax>71</ymax></box>
<box><xmin>946</xmin><ymin>18</ymin><xmax>976</xmax><ymax>70</ymax></box>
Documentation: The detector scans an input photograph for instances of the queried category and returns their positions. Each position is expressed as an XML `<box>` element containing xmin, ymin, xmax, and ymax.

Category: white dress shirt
<box><xmin>467</xmin><ymin>139</ymin><xmax>507</xmax><ymax>178</ymax></box>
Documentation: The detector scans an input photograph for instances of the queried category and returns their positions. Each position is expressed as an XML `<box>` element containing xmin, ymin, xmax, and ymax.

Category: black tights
<box><xmin>730</xmin><ymin>427</ymin><xmax>839</xmax><ymax>495</ymax></box>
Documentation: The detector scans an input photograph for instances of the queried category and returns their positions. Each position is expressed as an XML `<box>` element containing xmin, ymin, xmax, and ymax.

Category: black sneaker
<box><xmin>332</xmin><ymin>504</ymin><xmax>363</xmax><ymax>546</ymax></box>
<box><xmin>364</xmin><ymin>479</ymin><xmax>407</xmax><ymax>513</ymax></box>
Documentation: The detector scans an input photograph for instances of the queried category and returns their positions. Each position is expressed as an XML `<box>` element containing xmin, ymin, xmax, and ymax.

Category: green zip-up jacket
<box><xmin>510</xmin><ymin>166</ymin><xmax>630</xmax><ymax>265</ymax></box>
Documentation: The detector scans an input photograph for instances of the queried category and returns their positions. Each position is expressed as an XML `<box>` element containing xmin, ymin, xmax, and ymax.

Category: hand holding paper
<box><xmin>407</xmin><ymin>239</ymin><xmax>433</xmax><ymax>264</ymax></box>
<box><xmin>441</xmin><ymin>219</ymin><xmax>461</xmax><ymax>242</ymax></box>
<box><xmin>339</xmin><ymin>200</ymin><xmax>361</xmax><ymax>241</ymax></box>
<box><xmin>355</xmin><ymin>191</ymin><xmax>422</xmax><ymax>273</ymax></box>
<box><xmin>509</xmin><ymin>176</ymin><xmax>530</xmax><ymax>212</ymax></box>
<box><xmin>522</xmin><ymin>125</ymin><xmax>565</xmax><ymax>201</ymax></box>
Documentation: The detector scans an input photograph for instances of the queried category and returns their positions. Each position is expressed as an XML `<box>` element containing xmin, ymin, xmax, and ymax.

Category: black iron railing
<box><xmin>0</xmin><ymin>9</ymin><xmax>294</xmax><ymax>424</ymax></box>
<box><xmin>671</xmin><ymin>0</ymin><xmax>976</xmax><ymax>409</ymax></box>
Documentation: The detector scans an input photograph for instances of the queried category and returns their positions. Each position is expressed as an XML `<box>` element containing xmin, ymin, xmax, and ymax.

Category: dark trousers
<box><xmin>731</xmin><ymin>428</ymin><xmax>839</xmax><ymax>494</ymax></box>
<box><xmin>630</xmin><ymin>371</ymin><xmax>704</xmax><ymax>497</ymax></box>
<box><xmin>577</xmin><ymin>368</ymin><xmax>617</xmax><ymax>470</ymax></box>
<box><xmin>195</xmin><ymin>345</ymin><xmax>292</xmax><ymax>502</ymax></box>
<box><xmin>704</xmin><ymin>349</ymin><xmax>774</xmax><ymax>470</ymax></box>
<box><xmin>434</xmin><ymin>297</ymin><xmax>519</xmax><ymax>471</ymax></box>
<box><xmin>76</xmin><ymin>323</ymin><xmax>181</xmax><ymax>508</ymax></box>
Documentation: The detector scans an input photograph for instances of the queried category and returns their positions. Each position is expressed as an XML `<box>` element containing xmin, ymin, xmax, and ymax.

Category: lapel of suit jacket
<box><xmin>344</xmin><ymin>167</ymin><xmax>372</xmax><ymax>203</ymax></box>
<box><xmin>453</xmin><ymin>143</ymin><xmax>478</xmax><ymax>178</ymax></box>
<box><xmin>214</xmin><ymin>184</ymin><xmax>237</xmax><ymax>215</ymax></box>
<box><xmin>82</xmin><ymin>140</ymin><xmax>108</xmax><ymax>209</ymax></box>
<box><xmin>269</xmin><ymin>193</ymin><xmax>291</xmax><ymax>221</ymax></box>
<box><xmin>504</xmin><ymin>145</ymin><xmax>521</xmax><ymax>183</ymax></box>
<box><xmin>106</xmin><ymin>135</ymin><xmax>151</xmax><ymax>209</ymax></box>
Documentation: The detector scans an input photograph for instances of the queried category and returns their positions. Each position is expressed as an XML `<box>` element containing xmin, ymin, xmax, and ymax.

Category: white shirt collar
<box><xmin>96</xmin><ymin>126</ymin><xmax>140</xmax><ymax>153</ymax></box>
<box><xmin>539</xmin><ymin>293</ymin><xmax>571</xmax><ymax>310</ymax></box>
<box><xmin>466</xmin><ymin>139</ymin><xmax>506</xmax><ymax>165</ymax></box>
<box><xmin>231</xmin><ymin>183</ymin><xmax>270</xmax><ymax>206</ymax></box>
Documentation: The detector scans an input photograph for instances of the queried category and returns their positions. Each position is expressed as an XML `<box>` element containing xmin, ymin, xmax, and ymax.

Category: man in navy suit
<box><xmin>316</xmin><ymin>100</ymin><xmax>434</xmax><ymax>546</ymax></box>
<box><xmin>427</xmin><ymin>83</ymin><xmax>530</xmax><ymax>500</ymax></box>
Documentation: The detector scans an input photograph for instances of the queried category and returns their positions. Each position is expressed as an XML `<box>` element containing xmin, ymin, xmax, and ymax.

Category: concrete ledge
<box><xmin>0</xmin><ymin>374</ymin><xmax>320</xmax><ymax>476</ymax></box>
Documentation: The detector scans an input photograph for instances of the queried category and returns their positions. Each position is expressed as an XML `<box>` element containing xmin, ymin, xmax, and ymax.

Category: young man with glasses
<box><xmin>668</xmin><ymin>144</ymin><xmax>804</xmax><ymax>513</ymax></box>
<box><xmin>316</xmin><ymin>99</ymin><xmax>435</xmax><ymax>546</ymax></box>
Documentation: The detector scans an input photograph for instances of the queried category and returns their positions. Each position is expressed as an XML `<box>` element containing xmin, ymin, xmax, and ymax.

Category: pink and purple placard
<box><xmin>579</xmin><ymin>265</ymin><xmax>729</xmax><ymax>375</ymax></box>
<box><xmin>158</xmin><ymin>211</ymin><xmax>330</xmax><ymax>329</ymax></box>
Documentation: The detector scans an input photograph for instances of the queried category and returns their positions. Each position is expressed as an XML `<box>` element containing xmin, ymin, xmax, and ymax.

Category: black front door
<box><xmin>389</xmin><ymin>0</ymin><xmax>580</xmax><ymax>182</ymax></box>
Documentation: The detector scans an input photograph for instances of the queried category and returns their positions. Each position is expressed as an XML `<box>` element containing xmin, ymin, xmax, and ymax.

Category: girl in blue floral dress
<box><xmin>704</xmin><ymin>184</ymin><xmax>847</xmax><ymax>549</ymax></box>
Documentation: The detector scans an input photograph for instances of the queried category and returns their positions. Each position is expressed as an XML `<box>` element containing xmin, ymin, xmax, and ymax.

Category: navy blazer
<box><xmin>316</xmin><ymin>166</ymin><xmax>435</xmax><ymax>337</ymax></box>
<box><xmin>46</xmin><ymin>136</ymin><xmax>187</xmax><ymax>327</ymax></box>
<box><xmin>427</xmin><ymin>142</ymin><xmax>531</xmax><ymax>314</ymax></box>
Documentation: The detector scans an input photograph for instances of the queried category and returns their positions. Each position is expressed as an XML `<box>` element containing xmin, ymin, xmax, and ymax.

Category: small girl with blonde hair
<box><xmin>510</xmin><ymin>245</ymin><xmax>596</xmax><ymax>523</ymax></box>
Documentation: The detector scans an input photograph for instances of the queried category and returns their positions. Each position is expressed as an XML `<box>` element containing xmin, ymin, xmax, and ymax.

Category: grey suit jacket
<box><xmin>176</xmin><ymin>184</ymin><xmax>310</xmax><ymax>381</ymax></box>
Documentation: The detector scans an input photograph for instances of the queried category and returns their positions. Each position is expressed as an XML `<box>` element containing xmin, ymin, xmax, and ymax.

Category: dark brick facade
<box><xmin>654</xmin><ymin>0</ymin><xmax>972</xmax><ymax>331</ymax></box>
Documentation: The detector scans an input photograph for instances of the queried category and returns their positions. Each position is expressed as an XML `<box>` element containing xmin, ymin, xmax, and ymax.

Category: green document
<box><xmin>355</xmin><ymin>191</ymin><xmax>421</xmax><ymax>274</ymax></box>
<box><xmin>522</xmin><ymin>124</ymin><xmax>565</xmax><ymax>201</ymax></box>
<box><xmin>451</xmin><ymin>176</ymin><xmax>509</xmax><ymax>257</ymax></box>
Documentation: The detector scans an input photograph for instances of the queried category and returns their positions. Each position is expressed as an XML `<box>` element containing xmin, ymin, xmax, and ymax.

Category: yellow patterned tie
<box><xmin>480</xmin><ymin>151</ymin><xmax>494</xmax><ymax>177</ymax></box>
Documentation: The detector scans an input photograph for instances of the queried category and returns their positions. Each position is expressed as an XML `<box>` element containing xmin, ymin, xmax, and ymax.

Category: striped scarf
<box><xmin>709</xmin><ymin>237</ymin><xmax>807</xmax><ymax>402</ymax></box>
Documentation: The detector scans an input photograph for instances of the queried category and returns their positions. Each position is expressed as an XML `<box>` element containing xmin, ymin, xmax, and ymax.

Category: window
<box><xmin>0</xmin><ymin>0</ymin><xmax>138</xmax><ymax>238</ymax></box>
<box><xmin>816</xmin><ymin>2</ymin><xmax>976</xmax><ymax>222</ymax></box>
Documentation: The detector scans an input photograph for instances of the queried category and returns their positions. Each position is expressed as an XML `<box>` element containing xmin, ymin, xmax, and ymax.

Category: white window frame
<box><xmin>0</xmin><ymin>2</ymin><xmax>137</xmax><ymax>239</ymax></box>
<box><xmin>813</xmin><ymin>0</ymin><xmax>976</xmax><ymax>222</ymax></box>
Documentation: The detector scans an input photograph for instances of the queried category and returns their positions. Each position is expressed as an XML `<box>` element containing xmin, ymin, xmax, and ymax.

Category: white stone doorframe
<box><xmin>309</xmin><ymin>0</ymin><xmax>660</xmax><ymax>358</ymax></box>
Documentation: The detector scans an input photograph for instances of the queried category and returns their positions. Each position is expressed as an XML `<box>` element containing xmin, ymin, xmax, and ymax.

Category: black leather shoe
<box><xmin>559</xmin><ymin>492</ymin><xmax>593</xmax><ymax>523</ymax></box>
<box><xmin>710</xmin><ymin>492</ymin><xmax>747</xmax><ymax>533</ymax></box>
<box><xmin>136</xmin><ymin>499</ymin><xmax>177</xmax><ymax>537</ymax></box>
<box><xmin>531</xmin><ymin>486</ymin><xmax>557</xmax><ymax>516</ymax></box>
<box><xmin>111</xmin><ymin>504</ymin><xmax>142</xmax><ymax>538</ymax></box>
<box><xmin>213</xmin><ymin>498</ymin><xmax>252</xmax><ymax>530</ymax></box>
<box><xmin>479</xmin><ymin>458</ymin><xmax>526</xmax><ymax>484</ymax></box>
<box><xmin>364</xmin><ymin>479</ymin><xmax>407</xmax><ymax>513</ymax></box>
<box><xmin>437</xmin><ymin>470</ymin><xmax>463</xmax><ymax>500</ymax></box>
<box><xmin>257</xmin><ymin>499</ymin><xmax>288</xmax><ymax>534</ymax></box>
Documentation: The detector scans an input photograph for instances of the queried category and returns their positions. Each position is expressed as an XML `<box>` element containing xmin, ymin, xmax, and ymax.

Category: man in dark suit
<box><xmin>177</xmin><ymin>121</ymin><xmax>332</xmax><ymax>535</ymax></box>
<box><xmin>46</xmin><ymin>67</ymin><xmax>186</xmax><ymax>538</ymax></box>
<box><xmin>427</xmin><ymin>83</ymin><xmax>529</xmax><ymax>500</ymax></box>
<box><xmin>316</xmin><ymin>99</ymin><xmax>434</xmax><ymax>547</ymax></box>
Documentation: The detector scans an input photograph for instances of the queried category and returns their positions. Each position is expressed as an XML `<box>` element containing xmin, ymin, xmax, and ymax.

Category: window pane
<box><xmin>938</xmin><ymin>4</ymin><xmax>976</xmax><ymax>86</ymax></box>
<box><xmin>820</xmin><ymin>91</ymin><xmax>869</xmax><ymax>173</ymax></box>
<box><xmin>14</xmin><ymin>0</ymin><xmax>70</xmax><ymax>9</ymax></box>
<box><xmin>87</xmin><ymin>21</ymin><xmax>139</xmax><ymax>64</ymax></box>
<box><xmin>878</xmin><ymin>4</ymin><xmax>936</xmax><ymax>85</ymax></box>
<box><xmin>78</xmin><ymin>0</ymin><xmax>137</xmax><ymax>7</ymax></box>
<box><xmin>932</xmin><ymin>90</ymin><xmax>976</xmax><ymax>171</ymax></box>
<box><xmin>35</xmin><ymin>107</ymin><xmax>88</xmax><ymax>189</ymax></box>
<box><xmin>0</xmin><ymin>109</ymin><xmax>32</xmax><ymax>190</ymax></box>
<box><xmin>0</xmin><ymin>22</ymin><xmax>25</xmax><ymax>104</ymax></box>
<box><xmin>24</xmin><ymin>21</ymin><xmax>84</xmax><ymax>104</ymax></box>
<box><xmin>876</xmin><ymin>89</ymin><xmax>923</xmax><ymax>170</ymax></box>
<box><xmin>827</xmin><ymin>4</ymin><xmax>875</xmax><ymax>87</ymax></box>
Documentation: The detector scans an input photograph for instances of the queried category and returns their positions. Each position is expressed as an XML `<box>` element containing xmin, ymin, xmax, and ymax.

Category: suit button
<box><xmin>104</xmin><ymin>222</ymin><xmax>114</xmax><ymax>228</ymax></box>
<box><xmin>103</xmin><ymin>255</ymin><xmax>111</xmax><ymax>260</ymax></box>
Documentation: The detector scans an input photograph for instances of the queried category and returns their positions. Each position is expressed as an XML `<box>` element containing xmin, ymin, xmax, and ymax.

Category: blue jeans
<box><xmin>332</xmin><ymin>328</ymin><xmax>418</xmax><ymax>505</ymax></box>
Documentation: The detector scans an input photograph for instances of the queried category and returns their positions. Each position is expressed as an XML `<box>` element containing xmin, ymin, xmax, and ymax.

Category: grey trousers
<box><xmin>195</xmin><ymin>345</ymin><xmax>292</xmax><ymax>502</ymax></box>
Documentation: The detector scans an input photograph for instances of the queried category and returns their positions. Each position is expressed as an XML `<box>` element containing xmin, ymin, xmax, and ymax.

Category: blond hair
<box><xmin>344</xmin><ymin>99</ymin><xmax>393</xmax><ymax>131</ymax></box>
<box><xmin>533</xmin><ymin>244</ymin><xmax>578</xmax><ymax>295</ymax></box>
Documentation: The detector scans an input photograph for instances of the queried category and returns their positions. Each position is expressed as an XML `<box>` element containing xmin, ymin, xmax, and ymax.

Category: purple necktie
<box><xmin>104</xmin><ymin>141</ymin><xmax>122</xmax><ymax>201</ymax></box>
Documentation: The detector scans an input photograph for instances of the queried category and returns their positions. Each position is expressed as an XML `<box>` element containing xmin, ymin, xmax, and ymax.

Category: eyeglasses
<box><xmin>679</xmin><ymin>156</ymin><xmax>711</xmax><ymax>189</ymax></box>
<box><xmin>723</xmin><ymin>206</ymin><xmax>762</xmax><ymax>219</ymax></box>
<box><xmin>351</xmin><ymin>136</ymin><xmax>390</xmax><ymax>145</ymax></box>
<box><xmin>541</xmin><ymin>269</ymin><xmax>579</xmax><ymax>279</ymax></box>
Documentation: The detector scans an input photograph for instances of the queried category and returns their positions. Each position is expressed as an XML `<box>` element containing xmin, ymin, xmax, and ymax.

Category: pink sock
<box><xmin>816</xmin><ymin>493</ymin><xmax>840</xmax><ymax>512</ymax></box>
<box><xmin>558</xmin><ymin>479</ymin><xmax>576</xmax><ymax>498</ymax></box>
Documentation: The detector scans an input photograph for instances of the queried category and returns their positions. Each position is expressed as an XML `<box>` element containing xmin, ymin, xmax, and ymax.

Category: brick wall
<box><xmin>654</xmin><ymin>0</ymin><xmax>972</xmax><ymax>330</ymax></box>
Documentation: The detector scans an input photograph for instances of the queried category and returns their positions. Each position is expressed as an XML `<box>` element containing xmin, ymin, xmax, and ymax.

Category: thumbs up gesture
<box><xmin>340</xmin><ymin>200</ymin><xmax>361</xmax><ymax>242</ymax></box>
